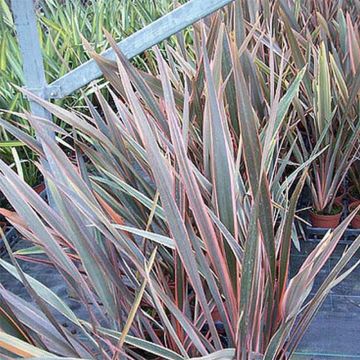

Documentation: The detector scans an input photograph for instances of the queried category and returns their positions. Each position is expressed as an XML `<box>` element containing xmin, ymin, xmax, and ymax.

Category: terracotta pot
<box><xmin>310</xmin><ymin>205</ymin><xmax>343</xmax><ymax>228</ymax></box>
<box><xmin>348</xmin><ymin>203</ymin><xmax>360</xmax><ymax>229</ymax></box>
<box><xmin>349</xmin><ymin>185</ymin><xmax>360</xmax><ymax>204</ymax></box>
<box><xmin>33</xmin><ymin>183</ymin><xmax>45</xmax><ymax>194</ymax></box>
<box><xmin>350</xmin><ymin>200</ymin><xmax>360</xmax><ymax>207</ymax></box>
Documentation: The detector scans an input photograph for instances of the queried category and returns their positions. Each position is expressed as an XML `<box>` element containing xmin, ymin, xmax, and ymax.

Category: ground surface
<box><xmin>1</xmin><ymin>237</ymin><xmax>359</xmax><ymax>359</ymax></box>
<box><xmin>291</xmin><ymin>242</ymin><xmax>360</xmax><ymax>359</ymax></box>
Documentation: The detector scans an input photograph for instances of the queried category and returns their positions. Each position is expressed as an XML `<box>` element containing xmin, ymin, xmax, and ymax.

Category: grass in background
<box><xmin>0</xmin><ymin>0</ymin><xmax>186</xmax><ymax>185</ymax></box>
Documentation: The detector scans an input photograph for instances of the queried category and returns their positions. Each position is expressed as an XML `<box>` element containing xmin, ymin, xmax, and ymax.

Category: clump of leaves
<box><xmin>0</xmin><ymin>2</ymin><xmax>359</xmax><ymax>359</ymax></box>
<box><xmin>282</xmin><ymin>5</ymin><xmax>360</xmax><ymax>214</ymax></box>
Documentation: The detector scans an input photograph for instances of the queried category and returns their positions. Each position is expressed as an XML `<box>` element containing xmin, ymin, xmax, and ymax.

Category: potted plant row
<box><xmin>309</xmin><ymin>172</ymin><xmax>360</xmax><ymax>229</ymax></box>
<box><xmin>296</xmin><ymin>45</ymin><xmax>360</xmax><ymax>229</ymax></box>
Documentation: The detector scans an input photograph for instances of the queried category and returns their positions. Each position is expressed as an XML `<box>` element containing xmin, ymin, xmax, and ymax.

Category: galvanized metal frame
<box><xmin>45</xmin><ymin>0</ymin><xmax>234</xmax><ymax>99</ymax></box>
<box><xmin>10</xmin><ymin>0</ymin><xmax>52</xmax><ymax>123</ymax></box>
<box><xmin>12</xmin><ymin>0</ymin><xmax>234</xmax><ymax>103</ymax></box>
<box><xmin>10</xmin><ymin>0</ymin><xmax>57</xmax><ymax>205</ymax></box>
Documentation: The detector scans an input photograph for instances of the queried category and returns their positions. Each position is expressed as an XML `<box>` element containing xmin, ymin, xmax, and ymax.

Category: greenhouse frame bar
<box><xmin>11</xmin><ymin>0</ymin><xmax>234</xmax><ymax>202</ymax></box>
<box><xmin>12</xmin><ymin>0</ymin><xmax>234</xmax><ymax>103</ymax></box>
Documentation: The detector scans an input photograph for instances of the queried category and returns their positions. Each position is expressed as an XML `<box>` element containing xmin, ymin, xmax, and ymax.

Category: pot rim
<box><xmin>310</xmin><ymin>204</ymin><xmax>344</xmax><ymax>219</ymax></box>
<box><xmin>348</xmin><ymin>202</ymin><xmax>360</xmax><ymax>213</ymax></box>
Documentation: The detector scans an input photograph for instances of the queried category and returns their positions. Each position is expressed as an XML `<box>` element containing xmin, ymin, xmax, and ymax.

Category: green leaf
<box><xmin>14</xmin><ymin>245</ymin><xmax>45</xmax><ymax>256</ymax></box>
<box><xmin>114</xmin><ymin>225</ymin><xmax>175</xmax><ymax>249</ymax></box>
<box><xmin>83</xmin><ymin>323</ymin><xmax>184</xmax><ymax>360</ymax></box>
<box><xmin>316</xmin><ymin>43</ymin><xmax>332</xmax><ymax>135</ymax></box>
<box><xmin>0</xmin><ymin>140</ymin><xmax>24</xmax><ymax>148</ymax></box>
<box><xmin>191</xmin><ymin>349</ymin><xmax>236</xmax><ymax>360</ymax></box>
<box><xmin>0</xmin><ymin>331</ymin><xmax>57</xmax><ymax>358</ymax></box>
<box><xmin>0</xmin><ymin>0</ymin><xmax>13</xmax><ymax>26</ymax></box>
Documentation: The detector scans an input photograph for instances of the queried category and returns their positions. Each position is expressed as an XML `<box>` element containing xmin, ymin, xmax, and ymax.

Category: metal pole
<box><xmin>11</xmin><ymin>0</ymin><xmax>52</xmax><ymax>125</ymax></box>
<box><xmin>11</xmin><ymin>0</ymin><xmax>55</xmax><ymax>204</ymax></box>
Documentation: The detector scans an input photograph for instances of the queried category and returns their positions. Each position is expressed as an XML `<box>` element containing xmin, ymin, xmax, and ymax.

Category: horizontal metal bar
<box><xmin>47</xmin><ymin>0</ymin><xmax>234</xmax><ymax>99</ymax></box>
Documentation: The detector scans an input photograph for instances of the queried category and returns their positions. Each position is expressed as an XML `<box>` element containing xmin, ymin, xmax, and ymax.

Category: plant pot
<box><xmin>349</xmin><ymin>185</ymin><xmax>360</xmax><ymax>204</ymax></box>
<box><xmin>33</xmin><ymin>183</ymin><xmax>45</xmax><ymax>194</ymax></box>
<box><xmin>310</xmin><ymin>205</ymin><xmax>343</xmax><ymax>228</ymax></box>
<box><xmin>348</xmin><ymin>203</ymin><xmax>360</xmax><ymax>229</ymax></box>
<box><xmin>350</xmin><ymin>200</ymin><xmax>360</xmax><ymax>207</ymax></box>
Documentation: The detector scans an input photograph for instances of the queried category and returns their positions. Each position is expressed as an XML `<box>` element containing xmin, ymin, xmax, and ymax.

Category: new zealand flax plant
<box><xmin>280</xmin><ymin>4</ymin><xmax>360</xmax><ymax>224</ymax></box>
<box><xmin>0</xmin><ymin>4</ymin><xmax>360</xmax><ymax>360</ymax></box>
<box><xmin>302</xmin><ymin>43</ymin><xmax>359</xmax><ymax>223</ymax></box>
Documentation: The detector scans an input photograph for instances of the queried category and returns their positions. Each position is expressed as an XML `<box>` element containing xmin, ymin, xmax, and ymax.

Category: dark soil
<box><xmin>313</xmin><ymin>203</ymin><xmax>343</xmax><ymax>216</ymax></box>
